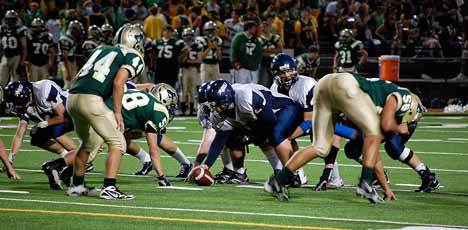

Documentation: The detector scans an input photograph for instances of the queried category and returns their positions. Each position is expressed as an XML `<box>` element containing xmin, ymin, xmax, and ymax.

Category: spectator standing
<box><xmin>230</xmin><ymin>21</ymin><xmax>263</xmax><ymax>84</ymax></box>
<box><xmin>132</xmin><ymin>0</ymin><xmax>149</xmax><ymax>24</ymax></box>
<box><xmin>23</xmin><ymin>2</ymin><xmax>43</xmax><ymax>27</ymax></box>
<box><xmin>144</xmin><ymin>4</ymin><xmax>164</xmax><ymax>40</ymax></box>
<box><xmin>205</xmin><ymin>0</ymin><xmax>220</xmax><ymax>14</ymax></box>
<box><xmin>295</xmin><ymin>9</ymin><xmax>319</xmax><ymax>54</ymax></box>
<box><xmin>45</xmin><ymin>10</ymin><xmax>61</xmax><ymax>43</ymax></box>
<box><xmin>172</xmin><ymin>5</ymin><xmax>190</xmax><ymax>34</ymax></box>
<box><xmin>87</xmin><ymin>4</ymin><xmax>107</xmax><ymax>27</ymax></box>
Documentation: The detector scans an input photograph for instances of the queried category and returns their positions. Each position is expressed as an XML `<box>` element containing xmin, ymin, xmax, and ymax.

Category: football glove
<box><xmin>37</xmin><ymin>120</ymin><xmax>49</xmax><ymax>128</ymax></box>
<box><xmin>157</xmin><ymin>176</ymin><xmax>171</xmax><ymax>187</ymax></box>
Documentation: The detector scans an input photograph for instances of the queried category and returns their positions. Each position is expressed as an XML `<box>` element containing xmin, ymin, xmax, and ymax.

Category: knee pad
<box><xmin>344</xmin><ymin>141</ymin><xmax>362</xmax><ymax>161</ymax></box>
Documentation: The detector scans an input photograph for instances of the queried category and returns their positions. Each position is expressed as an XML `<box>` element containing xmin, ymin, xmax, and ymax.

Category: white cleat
<box><xmin>67</xmin><ymin>185</ymin><xmax>98</xmax><ymax>197</ymax></box>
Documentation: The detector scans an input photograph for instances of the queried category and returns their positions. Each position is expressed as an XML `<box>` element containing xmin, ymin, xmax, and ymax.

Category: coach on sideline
<box><xmin>230</xmin><ymin>20</ymin><xmax>263</xmax><ymax>84</ymax></box>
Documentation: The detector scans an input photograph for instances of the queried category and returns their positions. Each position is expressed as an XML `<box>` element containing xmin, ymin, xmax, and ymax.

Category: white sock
<box><xmin>415</xmin><ymin>163</ymin><xmax>426</xmax><ymax>172</ymax></box>
<box><xmin>236</xmin><ymin>167</ymin><xmax>245</xmax><ymax>174</ymax></box>
<box><xmin>262</xmin><ymin>146</ymin><xmax>283</xmax><ymax>171</ymax></box>
<box><xmin>221</xmin><ymin>148</ymin><xmax>234</xmax><ymax>171</ymax></box>
<box><xmin>135</xmin><ymin>149</ymin><xmax>151</xmax><ymax>163</ymax></box>
<box><xmin>331</xmin><ymin>161</ymin><xmax>341</xmax><ymax>180</ymax></box>
<box><xmin>170</xmin><ymin>148</ymin><xmax>191</xmax><ymax>165</ymax></box>
<box><xmin>60</xmin><ymin>150</ymin><xmax>68</xmax><ymax>157</ymax></box>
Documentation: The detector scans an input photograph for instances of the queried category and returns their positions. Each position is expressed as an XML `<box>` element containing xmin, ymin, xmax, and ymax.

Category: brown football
<box><xmin>191</xmin><ymin>166</ymin><xmax>214</xmax><ymax>186</ymax></box>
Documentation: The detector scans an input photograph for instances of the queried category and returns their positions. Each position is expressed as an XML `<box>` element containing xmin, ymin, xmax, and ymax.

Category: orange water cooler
<box><xmin>379</xmin><ymin>55</ymin><xmax>400</xmax><ymax>82</ymax></box>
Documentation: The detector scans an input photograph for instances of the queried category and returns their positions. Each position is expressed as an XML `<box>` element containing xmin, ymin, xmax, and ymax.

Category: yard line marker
<box><xmin>0</xmin><ymin>197</ymin><xmax>466</xmax><ymax>229</ymax></box>
<box><xmin>0</xmin><ymin>207</ymin><xmax>337</xmax><ymax>230</ymax></box>
<box><xmin>167</xmin><ymin>126</ymin><xmax>186</xmax><ymax>130</ymax></box>
<box><xmin>236</xmin><ymin>185</ymin><xmax>264</xmax><ymax>189</ymax></box>
<box><xmin>157</xmin><ymin>186</ymin><xmax>203</xmax><ymax>191</ymax></box>
<box><xmin>0</xmin><ymin>190</ymin><xmax>29</xmax><ymax>194</ymax></box>
<box><xmin>395</xmin><ymin>183</ymin><xmax>445</xmax><ymax>188</ymax></box>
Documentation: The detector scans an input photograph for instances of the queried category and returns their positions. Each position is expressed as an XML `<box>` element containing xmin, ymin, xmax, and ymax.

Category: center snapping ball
<box><xmin>191</xmin><ymin>166</ymin><xmax>214</xmax><ymax>186</ymax></box>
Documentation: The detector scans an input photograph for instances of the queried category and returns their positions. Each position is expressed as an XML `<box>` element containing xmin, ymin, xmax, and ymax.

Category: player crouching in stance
<box><xmin>4</xmin><ymin>79</ymin><xmax>76</xmax><ymax>187</ymax></box>
<box><xmin>341</xmin><ymin>78</ymin><xmax>439</xmax><ymax>192</ymax></box>
<box><xmin>66</xmin><ymin>24</ymin><xmax>145</xmax><ymax>200</ymax></box>
<box><xmin>265</xmin><ymin>72</ymin><xmax>396</xmax><ymax>203</ymax></box>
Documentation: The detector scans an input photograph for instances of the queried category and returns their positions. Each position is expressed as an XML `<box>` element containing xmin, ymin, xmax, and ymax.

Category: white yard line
<box><xmin>0</xmin><ymin>197</ymin><xmax>466</xmax><ymax>229</ymax></box>
<box><xmin>157</xmin><ymin>186</ymin><xmax>203</xmax><ymax>191</ymax></box>
<box><xmin>0</xmin><ymin>190</ymin><xmax>30</xmax><ymax>194</ymax></box>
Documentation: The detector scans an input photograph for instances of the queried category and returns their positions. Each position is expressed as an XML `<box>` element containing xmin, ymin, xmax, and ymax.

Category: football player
<box><xmin>66</xmin><ymin>24</ymin><xmax>145</xmax><ymax>200</ymax></box>
<box><xmin>27</xmin><ymin>17</ymin><xmax>57</xmax><ymax>82</ymax></box>
<box><xmin>100</xmin><ymin>23</ymin><xmax>114</xmax><ymax>45</ymax></box>
<box><xmin>296</xmin><ymin>45</ymin><xmax>320</xmax><ymax>79</ymax></box>
<box><xmin>0</xmin><ymin>10</ymin><xmax>28</xmax><ymax>86</ymax></box>
<box><xmin>197</xmin><ymin>21</ymin><xmax>223</xmax><ymax>83</ymax></box>
<box><xmin>4</xmin><ymin>80</ymin><xmax>77</xmax><ymax>188</ymax></box>
<box><xmin>153</xmin><ymin>25</ymin><xmax>185</xmax><ymax>87</ymax></box>
<box><xmin>342</xmin><ymin>77</ymin><xmax>439</xmax><ymax>192</ymax></box>
<box><xmin>59</xmin><ymin>20</ymin><xmax>85</xmax><ymax>89</ymax></box>
<box><xmin>0</xmin><ymin>138</ymin><xmax>21</xmax><ymax>180</ymax></box>
<box><xmin>265</xmin><ymin>72</ymin><xmax>396</xmax><ymax>203</ymax></box>
<box><xmin>333</xmin><ymin>29</ymin><xmax>367</xmax><ymax>73</ymax></box>
<box><xmin>82</xmin><ymin>25</ymin><xmax>102</xmax><ymax>59</ymax></box>
<box><xmin>270</xmin><ymin>54</ymin><xmax>358</xmax><ymax>190</ymax></box>
<box><xmin>179</xmin><ymin>28</ymin><xmax>202</xmax><ymax>116</ymax></box>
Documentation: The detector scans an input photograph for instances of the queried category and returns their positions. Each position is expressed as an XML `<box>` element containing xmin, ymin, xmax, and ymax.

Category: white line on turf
<box><xmin>157</xmin><ymin>186</ymin><xmax>203</xmax><ymax>191</ymax></box>
<box><xmin>0</xmin><ymin>197</ymin><xmax>466</xmax><ymax>229</ymax></box>
<box><xmin>395</xmin><ymin>183</ymin><xmax>446</xmax><ymax>189</ymax></box>
<box><xmin>0</xmin><ymin>190</ymin><xmax>30</xmax><ymax>194</ymax></box>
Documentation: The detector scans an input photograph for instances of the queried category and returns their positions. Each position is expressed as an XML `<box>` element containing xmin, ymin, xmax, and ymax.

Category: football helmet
<box><xmin>4</xmin><ymin>10</ymin><xmax>18</xmax><ymax>27</ymax></box>
<box><xmin>203</xmin><ymin>21</ymin><xmax>217</xmax><ymax>38</ymax></box>
<box><xmin>197</xmin><ymin>81</ymin><xmax>213</xmax><ymax>104</ymax></box>
<box><xmin>4</xmin><ymin>80</ymin><xmax>33</xmax><ymax>114</ymax></box>
<box><xmin>31</xmin><ymin>17</ymin><xmax>45</xmax><ymax>34</ymax></box>
<box><xmin>66</xmin><ymin>20</ymin><xmax>85</xmax><ymax>38</ymax></box>
<box><xmin>150</xmin><ymin>83</ymin><xmax>178</xmax><ymax>121</ymax></box>
<box><xmin>205</xmin><ymin>80</ymin><xmax>235</xmax><ymax>112</ymax></box>
<box><xmin>87</xmin><ymin>25</ymin><xmax>102</xmax><ymax>40</ymax></box>
<box><xmin>339</xmin><ymin>29</ymin><xmax>354</xmax><ymax>43</ymax></box>
<box><xmin>271</xmin><ymin>53</ymin><xmax>298</xmax><ymax>90</ymax></box>
<box><xmin>113</xmin><ymin>24</ymin><xmax>145</xmax><ymax>57</ymax></box>
<box><xmin>182</xmin><ymin>28</ymin><xmax>194</xmax><ymax>39</ymax></box>
<box><xmin>401</xmin><ymin>93</ymin><xmax>426</xmax><ymax>124</ymax></box>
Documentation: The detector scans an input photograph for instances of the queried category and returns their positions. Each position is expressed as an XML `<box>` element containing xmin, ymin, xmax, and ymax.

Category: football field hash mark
<box><xmin>157</xmin><ymin>186</ymin><xmax>204</xmax><ymax>191</ymax></box>
<box><xmin>0</xmin><ymin>197</ymin><xmax>467</xmax><ymax>229</ymax></box>
<box><xmin>0</xmin><ymin>190</ymin><xmax>30</xmax><ymax>194</ymax></box>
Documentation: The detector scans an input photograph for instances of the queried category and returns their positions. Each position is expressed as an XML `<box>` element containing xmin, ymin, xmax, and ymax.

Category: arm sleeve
<box><xmin>204</xmin><ymin>130</ymin><xmax>232</xmax><ymax>167</ymax></box>
<box><xmin>122</xmin><ymin>50</ymin><xmax>145</xmax><ymax>79</ymax></box>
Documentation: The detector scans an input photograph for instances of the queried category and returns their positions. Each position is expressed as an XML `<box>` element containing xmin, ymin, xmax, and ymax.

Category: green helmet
<box><xmin>150</xmin><ymin>83</ymin><xmax>178</xmax><ymax>121</ymax></box>
<box><xmin>113</xmin><ymin>24</ymin><xmax>145</xmax><ymax>57</ymax></box>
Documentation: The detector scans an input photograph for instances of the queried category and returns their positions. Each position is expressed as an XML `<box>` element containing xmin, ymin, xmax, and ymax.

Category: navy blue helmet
<box><xmin>205</xmin><ymin>80</ymin><xmax>235</xmax><ymax>110</ymax></box>
<box><xmin>4</xmin><ymin>80</ymin><xmax>33</xmax><ymax>113</ymax></box>
<box><xmin>197</xmin><ymin>81</ymin><xmax>213</xmax><ymax>104</ymax></box>
<box><xmin>271</xmin><ymin>53</ymin><xmax>298</xmax><ymax>89</ymax></box>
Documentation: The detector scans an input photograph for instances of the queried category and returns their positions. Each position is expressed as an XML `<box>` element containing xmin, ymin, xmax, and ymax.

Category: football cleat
<box><xmin>157</xmin><ymin>176</ymin><xmax>171</xmax><ymax>186</ymax></box>
<box><xmin>176</xmin><ymin>163</ymin><xmax>193</xmax><ymax>178</ymax></box>
<box><xmin>134</xmin><ymin>161</ymin><xmax>153</xmax><ymax>175</ymax></box>
<box><xmin>356</xmin><ymin>180</ymin><xmax>384</xmax><ymax>204</ymax></box>
<box><xmin>60</xmin><ymin>166</ymin><xmax>73</xmax><ymax>187</ymax></box>
<box><xmin>326</xmin><ymin>175</ymin><xmax>344</xmax><ymax>189</ymax></box>
<box><xmin>264</xmin><ymin>176</ymin><xmax>289</xmax><ymax>202</ymax></box>
<box><xmin>100</xmin><ymin>186</ymin><xmax>134</xmax><ymax>200</ymax></box>
<box><xmin>314</xmin><ymin>177</ymin><xmax>328</xmax><ymax>191</ymax></box>
<box><xmin>228</xmin><ymin>171</ymin><xmax>249</xmax><ymax>184</ymax></box>
<box><xmin>42</xmin><ymin>161</ymin><xmax>63</xmax><ymax>190</ymax></box>
<box><xmin>85</xmin><ymin>163</ymin><xmax>95</xmax><ymax>172</ymax></box>
<box><xmin>416</xmin><ymin>171</ymin><xmax>440</xmax><ymax>192</ymax></box>
<box><xmin>67</xmin><ymin>184</ymin><xmax>98</xmax><ymax>197</ymax></box>
<box><xmin>214</xmin><ymin>167</ymin><xmax>235</xmax><ymax>184</ymax></box>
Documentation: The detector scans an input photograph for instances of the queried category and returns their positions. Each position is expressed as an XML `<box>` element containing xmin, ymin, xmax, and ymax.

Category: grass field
<box><xmin>0</xmin><ymin>115</ymin><xmax>467</xmax><ymax>229</ymax></box>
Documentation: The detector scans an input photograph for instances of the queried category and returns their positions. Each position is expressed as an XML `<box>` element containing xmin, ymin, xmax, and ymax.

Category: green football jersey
<box><xmin>153</xmin><ymin>38</ymin><xmax>184</xmax><ymax>65</ymax></box>
<box><xmin>69</xmin><ymin>45</ymin><xmax>145</xmax><ymax>100</ymax></box>
<box><xmin>105</xmin><ymin>90</ymin><xmax>169</xmax><ymax>133</ymax></box>
<box><xmin>335</xmin><ymin>40</ymin><xmax>363</xmax><ymax>71</ymax></box>
<box><xmin>230</xmin><ymin>32</ymin><xmax>263</xmax><ymax>71</ymax></box>
<box><xmin>352</xmin><ymin>73</ymin><xmax>412</xmax><ymax>117</ymax></box>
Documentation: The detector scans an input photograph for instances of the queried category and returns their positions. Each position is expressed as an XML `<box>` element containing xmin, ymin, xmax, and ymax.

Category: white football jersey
<box><xmin>271</xmin><ymin>75</ymin><xmax>316</xmax><ymax>112</ymax></box>
<box><xmin>30</xmin><ymin>80</ymin><xmax>68</xmax><ymax>119</ymax></box>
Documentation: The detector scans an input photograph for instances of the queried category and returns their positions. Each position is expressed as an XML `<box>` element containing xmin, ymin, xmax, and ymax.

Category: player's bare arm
<box><xmin>113</xmin><ymin>68</ymin><xmax>130</xmax><ymax>131</ymax></box>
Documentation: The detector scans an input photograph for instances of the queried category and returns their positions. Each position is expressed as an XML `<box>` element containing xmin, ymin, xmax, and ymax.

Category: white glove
<box><xmin>37</xmin><ymin>120</ymin><xmax>49</xmax><ymax>128</ymax></box>
<box><xmin>8</xmin><ymin>152</ymin><xmax>15</xmax><ymax>164</ymax></box>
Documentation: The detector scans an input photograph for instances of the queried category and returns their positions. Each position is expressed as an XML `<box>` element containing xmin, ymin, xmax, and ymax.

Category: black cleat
<box><xmin>60</xmin><ymin>166</ymin><xmax>73</xmax><ymax>187</ymax></box>
<box><xmin>134</xmin><ymin>161</ymin><xmax>153</xmax><ymax>175</ymax></box>
<box><xmin>214</xmin><ymin>167</ymin><xmax>235</xmax><ymax>184</ymax></box>
<box><xmin>228</xmin><ymin>170</ymin><xmax>249</xmax><ymax>184</ymax></box>
<box><xmin>356</xmin><ymin>180</ymin><xmax>384</xmax><ymax>204</ymax></box>
<box><xmin>176</xmin><ymin>163</ymin><xmax>193</xmax><ymax>178</ymax></box>
<box><xmin>42</xmin><ymin>161</ymin><xmax>63</xmax><ymax>190</ymax></box>
<box><xmin>264</xmin><ymin>176</ymin><xmax>289</xmax><ymax>201</ymax></box>
<box><xmin>416</xmin><ymin>171</ymin><xmax>440</xmax><ymax>192</ymax></box>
